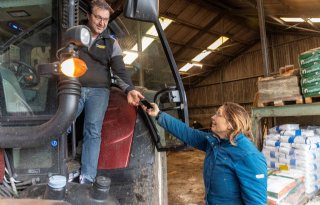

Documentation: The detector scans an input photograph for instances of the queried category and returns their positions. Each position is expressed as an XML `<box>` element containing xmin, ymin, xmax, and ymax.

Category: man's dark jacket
<box><xmin>79</xmin><ymin>29</ymin><xmax>134</xmax><ymax>92</ymax></box>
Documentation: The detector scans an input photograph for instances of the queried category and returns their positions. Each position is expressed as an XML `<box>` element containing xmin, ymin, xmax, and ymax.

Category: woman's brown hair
<box><xmin>222</xmin><ymin>102</ymin><xmax>253</xmax><ymax>145</ymax></box>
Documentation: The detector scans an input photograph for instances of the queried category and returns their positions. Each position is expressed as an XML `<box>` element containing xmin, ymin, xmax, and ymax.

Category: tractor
<box><xmin>0</xmin><ymin>0</ymin><xmax>188</xmax><ymax>204</ymax></box>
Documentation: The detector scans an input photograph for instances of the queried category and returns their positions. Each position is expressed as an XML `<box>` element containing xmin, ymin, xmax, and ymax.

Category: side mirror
<box><xmin>124</xmin><ymin>0</ymin><xmax>158</xmax><ymax>22</ymax></box>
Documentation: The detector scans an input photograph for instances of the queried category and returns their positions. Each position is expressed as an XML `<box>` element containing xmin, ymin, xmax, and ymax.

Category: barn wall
<box><xmin>186</xmin><ymin>35</ymin><xmax>320</xmax><ymax>128</ymax></box>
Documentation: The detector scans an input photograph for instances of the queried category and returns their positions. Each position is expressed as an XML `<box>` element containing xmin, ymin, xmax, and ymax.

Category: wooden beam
<box><xmin>161</xmin><ymin>13</ymin><xmax>251</xmax><ymax>46</ymax></box>
<box><xmin>245</xmin><ymin>0</ymin><xmax>257</xmax><ymax>8</ymax></box>
<box><xmin>188</xmin><ymin>0</ymin><xmax>260</xmax><ymax>32</ymax></box>
<box><xmin>169</xmin><ymin>40</ymin><xmax>235</xmax><ymax>59</ymax></box>
<box><xmin>304</xmin><ymin>18</ymin><xmax>320</xmax><ymax>31</ymax></box>
<box><xmin>174</xmin><ymin>13</ymin><xmax>226</xmax><ymax>58</ymax></box>
<box><xmin>266</xmin><ymin>20</ymin><xmax>320</xmax><ymax>34</ymax></box>
<box><xmin>181</xmin><ymin>70</ymin><xmax>216</xmax><ymax>79</ymax></box>
<box><xmin>175</xmin><ymin>59</ymin><xmax>218</xmax><ymax>68</ymax></box>
<box><xmin>257</xmin><ymin>0</ymin><xmax>271</xmax><ymax>76</ymax></box>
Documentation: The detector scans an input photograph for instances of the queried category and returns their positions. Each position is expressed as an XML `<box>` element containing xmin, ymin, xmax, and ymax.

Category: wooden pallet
<box><xmin>257</xmin><ymin>96</ymin><xmax>303</xmax><ymax>107</ymax></box>
<box><xmin>304</xmin><ymin>96</ymin><xmax>320</xmax><ymax>104</ymax></box>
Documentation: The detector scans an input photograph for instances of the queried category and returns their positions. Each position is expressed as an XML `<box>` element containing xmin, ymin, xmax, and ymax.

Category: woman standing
<box><xmin>143</xmin><ymin>102</ymin><xmax>267</xmax><ymax>205</ymax></box>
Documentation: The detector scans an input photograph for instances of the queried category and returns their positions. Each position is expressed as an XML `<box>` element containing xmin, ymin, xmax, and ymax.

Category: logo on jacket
<box><xmin>96</xmin><ymin>43</ymin><xmax>106</xmax><ymax>49</ymax></box>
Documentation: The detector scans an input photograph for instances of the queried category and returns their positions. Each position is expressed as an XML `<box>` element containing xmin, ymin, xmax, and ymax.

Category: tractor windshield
<box><xmin>0</xmin><ymin>0</ymin><xmax>57</xmax><ymax>125</ymax></box>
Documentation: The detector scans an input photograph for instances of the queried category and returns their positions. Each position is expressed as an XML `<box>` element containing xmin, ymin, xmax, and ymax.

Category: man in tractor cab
<box><xmin>77</xmin><ymin>0</ymin><xmax>144</xmax><ymax>184</ymax></box>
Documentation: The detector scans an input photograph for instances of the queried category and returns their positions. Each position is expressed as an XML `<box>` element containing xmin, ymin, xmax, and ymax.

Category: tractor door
<box><xmin>107</xmin><ymin>7</ymin><xmax>190</xmax><ymax>151</ymax></box>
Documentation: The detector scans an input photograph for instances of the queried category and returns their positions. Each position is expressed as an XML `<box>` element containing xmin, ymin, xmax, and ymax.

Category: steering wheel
<box><xmin>9</xmin><ymin>60</ymin><xmax>40</xmax><ymax>87</ymax></box>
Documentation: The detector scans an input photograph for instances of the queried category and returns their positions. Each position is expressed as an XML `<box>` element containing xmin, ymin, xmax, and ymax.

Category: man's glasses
<box><xmin>92</xmin><ymin>13</ymin><xmax>109</xmax><ymax>23</ymax></box>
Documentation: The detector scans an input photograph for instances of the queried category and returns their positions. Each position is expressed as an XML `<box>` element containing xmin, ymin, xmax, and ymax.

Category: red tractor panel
<box><xmin>98</xmin><ymin>87</ymin><xmax>137</xmax><ymax>170</ymax></box>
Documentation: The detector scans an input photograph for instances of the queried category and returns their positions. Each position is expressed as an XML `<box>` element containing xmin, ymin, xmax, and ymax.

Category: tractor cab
<box><xmin>0</xmin><ymin>0</ymin><xmax>188</xmax><ymax>204</ymax></box>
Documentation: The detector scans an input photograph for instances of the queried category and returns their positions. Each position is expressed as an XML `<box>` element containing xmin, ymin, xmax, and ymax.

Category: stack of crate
<box><xmin>255</xmin><ymin>66</ymin><xmax>303</xmax><ymax>107</ymax></box>
<box><xmin>299</xmin><ymin>48</ymin><xmax>320</xmax><ymax>103</ymax></box>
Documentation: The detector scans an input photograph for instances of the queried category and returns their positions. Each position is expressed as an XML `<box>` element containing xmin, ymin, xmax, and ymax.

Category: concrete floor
<box><xmin>167</xmin><ymin>150</ymin><xmax>320</xmax><ymax>205</ymax></box>
<box><xmin>167</xmin><ymin>149</ymin><xmax>205</xmax><ymax>205</ymax></box>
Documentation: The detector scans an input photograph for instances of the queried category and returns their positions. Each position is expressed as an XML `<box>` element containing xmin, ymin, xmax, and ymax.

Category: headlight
<box><xmin>80</xmin><ymin>28</ymin><xmax>91</xmax><ymax>47</ymax></box>
<box><xmin>64</xmin><ymin>25</ymin><xmax>92</xmax><ymax>47</ymax></box>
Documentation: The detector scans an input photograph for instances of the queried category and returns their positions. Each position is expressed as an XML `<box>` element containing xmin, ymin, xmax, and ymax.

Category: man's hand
<box><xmin>127</xmin><ymin>90</ymin><xmax>144</xmax><ymax>106</ymax></box>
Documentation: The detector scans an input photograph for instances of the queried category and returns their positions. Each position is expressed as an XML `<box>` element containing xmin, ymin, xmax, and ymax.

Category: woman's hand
<box><xmin>141</xmin><ymin>103</ymin><xmax>159</xmax><ymax>117</ymax></box>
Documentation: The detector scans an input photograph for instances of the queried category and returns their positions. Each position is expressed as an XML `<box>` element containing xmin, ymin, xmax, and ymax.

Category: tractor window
<box><xmin>114</xmin><ymin>16</ymin><xmax>187</xmax><ymax>150</ymax></box>
<box><xmin>116</xmin><ymin>18</ymin><xmax>176</xmax><ymax>90</ymax></box>
<box><xmin>0</xmin><ymin>0</ymin><xmax>57</xmax><ymax>123</ymax></box>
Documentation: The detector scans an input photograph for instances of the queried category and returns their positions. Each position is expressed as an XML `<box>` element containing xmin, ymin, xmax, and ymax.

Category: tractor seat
<box><xmin>0</xmin><ymin>67</ymin><xmax>32</xmax><ymax>113</ymax></box>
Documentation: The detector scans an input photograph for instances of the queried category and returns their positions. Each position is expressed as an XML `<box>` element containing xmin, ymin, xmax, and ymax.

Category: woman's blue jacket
<box><xmin>157</xmin><ymin>112</ymin><xmax>267</xmax><ymax>205</ymax></box>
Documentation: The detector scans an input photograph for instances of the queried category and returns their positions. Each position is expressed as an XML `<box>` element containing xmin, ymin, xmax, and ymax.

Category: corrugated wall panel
<box><xmin>271</xmin><ymin>36</ymin><xmax>320</xmax><ymax>70</ymax></box>
<box><xmin>222</xmin><ymin>50</ymin><xmax>264</xmax><ymax>81</ymax></box>
<box><xmin>198</xmin><ymin>70</ymin><xmax>221</xmax><ymax>85</ymax></box>
<box><xmin>205</xmin><ymin>85</ymin><xmax>222</xmax><ymax>105</ymax></box>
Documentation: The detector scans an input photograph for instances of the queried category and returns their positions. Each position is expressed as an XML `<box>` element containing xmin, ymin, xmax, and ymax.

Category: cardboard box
<box><xmin>267</xmin><ymin>175</ymin><xmax>297</xmax><ymax>199</ymax></box>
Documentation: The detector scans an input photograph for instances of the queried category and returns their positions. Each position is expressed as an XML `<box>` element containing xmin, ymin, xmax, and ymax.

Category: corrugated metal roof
<box><xmin>158</xmin><ymin>0</ymin><xmax>320</xmax><ymax>86</ymax></box>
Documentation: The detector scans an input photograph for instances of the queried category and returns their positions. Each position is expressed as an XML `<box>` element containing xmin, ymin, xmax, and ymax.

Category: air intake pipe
<box><xmin>0</xmin><ymin>78</ymin><xmax>80</xmax><ymax>148</ymax></box>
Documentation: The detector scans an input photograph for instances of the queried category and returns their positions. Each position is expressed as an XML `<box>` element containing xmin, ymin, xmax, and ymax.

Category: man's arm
<box><xmin>110</xmin><ymin>39</ymin><xmax>135</xmax><ymax>92</ymax></box>
<box><xmin>113</xmin><ymin>74</ymin><xmax>130</xmax><ymax>92</ymax></box>
<box><xmin>112</xmin><ymin>74</ymin><xmax>143</xmax><ymax>106</ymax></box>
<box><xmin>110</xmin><ymin>39</ymin><xmax>143</xmax><ymax>106</ymax></box>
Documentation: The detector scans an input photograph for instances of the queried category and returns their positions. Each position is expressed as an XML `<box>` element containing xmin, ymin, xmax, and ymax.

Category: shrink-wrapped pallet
<box><xmin>299</xmin><ymin>47</ymin><xmax>320</xmax><ymax>99</ymax></box>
